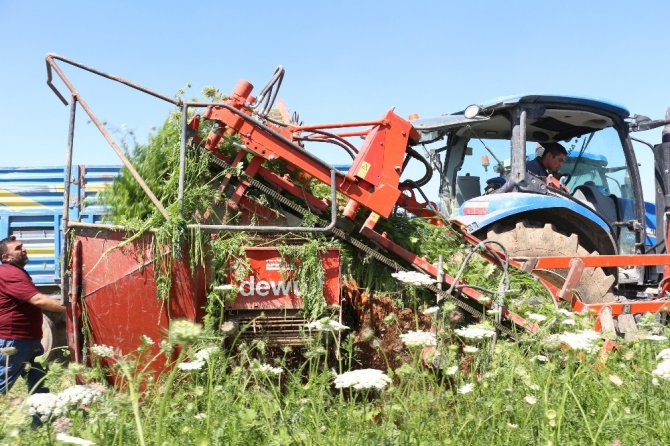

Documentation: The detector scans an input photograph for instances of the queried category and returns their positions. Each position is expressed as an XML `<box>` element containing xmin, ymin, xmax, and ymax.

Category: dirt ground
<box><xmin>343</xmin><ymin>279</ymin><xmax>432</xmax><ymax>369</ymax></box>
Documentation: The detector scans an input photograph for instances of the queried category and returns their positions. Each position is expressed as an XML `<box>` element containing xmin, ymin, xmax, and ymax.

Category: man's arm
<box><xmin>28</xmin><ymin>293</ymin><xmax>66</xmax><ymax>313</ymax></box>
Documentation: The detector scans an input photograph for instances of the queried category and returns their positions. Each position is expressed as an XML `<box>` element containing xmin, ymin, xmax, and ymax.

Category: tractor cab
<box><xmin>413</xmin><ymin>95</ymin><xmax>646</xmax><ymax>261</ymax></box>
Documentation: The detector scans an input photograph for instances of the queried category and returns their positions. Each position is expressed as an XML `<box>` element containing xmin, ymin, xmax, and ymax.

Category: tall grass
<box><xmin>2</xmin><ymin>313</ymin><xmax>670</xmax><ymax>446</ymax></box>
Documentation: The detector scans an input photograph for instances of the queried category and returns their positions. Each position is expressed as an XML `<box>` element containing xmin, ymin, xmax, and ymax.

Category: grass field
<box><xmin>1</xmin><ymin>308</ymin><xmax>670</xmax><ymax>446</ymax></box>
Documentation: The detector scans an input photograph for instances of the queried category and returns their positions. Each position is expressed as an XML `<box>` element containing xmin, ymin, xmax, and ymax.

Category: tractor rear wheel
<box><xmin>484</xmin><ymin>220</ymin><xmax>616</xmax><ymax>304</ymax></box>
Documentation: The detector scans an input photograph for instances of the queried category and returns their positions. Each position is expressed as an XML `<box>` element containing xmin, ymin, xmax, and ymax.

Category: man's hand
<box><xmin>28</xmin><ymin>293</ymin><xmax>66</xmax><ymax>313</ymax></box>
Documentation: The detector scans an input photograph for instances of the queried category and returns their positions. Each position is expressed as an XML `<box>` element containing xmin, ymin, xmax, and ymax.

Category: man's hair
<box><xmin>0</xmin><ymin>236</ymin><xmax>17</xmax><ymax>262</ymax></box>
<box><xmin>541</xmin><ymin>142</ymin><xmax>568</xmax><ymax>158</ymax></box>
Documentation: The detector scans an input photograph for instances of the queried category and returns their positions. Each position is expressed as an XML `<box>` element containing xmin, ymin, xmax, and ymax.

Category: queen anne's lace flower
<box><xmin>422</xmin><ymin>306</ymin><xmax>439</xmax><ymax>316</ymax></box>
<box><xmin>652</xmin><ymin>359</ymin><xmax>670</xmax><ymax>381</ymax></box>
<box><xmin>608</xmin><ymin>375</ymin><xmax>623</xmax><ymax>386</ymax></box>
<box><xmin>391</xmin><ymin>271</ymin><xmax>436</xmax><ymax>286</ymax></box>
<box><xmin>169</xmin><ymin>320</ymin><xmax>203</xmax><ymax>345</ymax></box>
<box><xmin>463</xmin><ymin>345</ymin><xmax>479</xmax><ymax>353</ymax></box>
<box><xmin>54</xmin><ymin>433</ymin><xmax>95</xmax><ymax>446</ymax></box>
<box><xmin>548</xmin><ymin>329</ymin><xmax>601</xmax><ymax>353</ymax></box>
<box><xmin>90</xmin><ymin>344</ymin><xmax>115</xmax><ymax>358</ymax></box>
<box><xmin>178</xmin><ymin>360</ymin><xmax>205</xmax><ymax>371</ymax></box>
<box><xmin>643</xmin><ymin>334</ymin><xmax>668</xmax><ymax>342</ymax></box>
<box><xmin>333</xmin><ymin>369</ymin><xmax>391</xmax><ymax>390</ymax></box>
<box><xmin>194</xmin><ymin>346</ymin><xmax>220</xmax><ymax>362</ymax></box>
<box><xmin>58</xmin><ymin>385</ymin><xmax>104</xmax><ymax>407</ymax></box>
<box><xmin>140</xmin><ymin>335</ymin><xmax>154</xmax><ymax>345</ymax></box>
<box><xmin>561</xmin><ymin>319</ymin><xmax>576</xmax><ymax>326</ymax></box>
<box><xmin>533</xmin><ymin>355</ymin><xmax>549</xmax><ymax>363</ymax></box>
<box><xmin>454</xmin><ymin>324</ymin><xmax>496</xmax><ymax>340</ymax></box>
<box><xmin>446</xmin><ymin>365</ymin><xmax>459</xmax><ymax>375</ymax></box>
<box><xmin>305</xmin><ymin>319</ymin><xmax>349</xmax><ymax>332</ymax></box>
<box><xmin>524</xmin><ymin>395</ymin><xmax>537</xmax><ymax>405</ymax></box>
<box><xmin>400</xmin><ymin>331</ymin><xmax>437</xmax><ymax>347</ymax></box>
<box><xmin>457</xmin><ymin>383</ymin><xmax>474</xmax><ymax>394</ymax></box>
<box><xmin>25</xmin><ymin>393</ymin><xmax>66</xmax><ymax>422</ymax></box>
<box><xmin>656</xmin><ymin>348</ymin><xmax>670</xmax><ymax>361</ymax></box>
<box><xmin>252</xmin><ymin>363</ymin><xmax>283</xmax><ymax>376</ymax></box>
<box><xmin>527</xmin><ymin>313</ymin><xmax>547</xmax><ymax>322</ymax></box>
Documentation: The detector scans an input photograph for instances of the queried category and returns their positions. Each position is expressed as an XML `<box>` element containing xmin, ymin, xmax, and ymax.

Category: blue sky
<box><xmin>1</xmin><ymin>0</ymin><xmax>669</xmax><ymax>201</ymax></box>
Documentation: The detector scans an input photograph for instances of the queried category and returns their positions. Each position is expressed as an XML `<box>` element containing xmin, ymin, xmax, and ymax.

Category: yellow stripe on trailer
<box><xmin>26</xmin><ymin>246</ymin><xmax>55</xmax><ymax>256</ymax></box>
<box><xmin>0</xmin><ymin>189</ymin><xmax>49</xmax><ymax>211</ymax></box>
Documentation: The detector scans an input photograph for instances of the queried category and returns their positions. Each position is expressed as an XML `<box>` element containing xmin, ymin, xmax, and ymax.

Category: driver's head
<box><xmin>540</xmin><ymin>142</ymin><xmax>567</xmax><ymax>172</ymax></box>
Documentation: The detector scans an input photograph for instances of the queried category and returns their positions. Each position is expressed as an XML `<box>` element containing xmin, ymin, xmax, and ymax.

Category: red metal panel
<box><xmin>227</xmin><ymin>247</ymin><xmax>340</xmax><ymax>310</ymax></box>
<box><xmin>73</xmin><ymin>230</ymin><xmax>209</xmax><ymax>376</ymax></box>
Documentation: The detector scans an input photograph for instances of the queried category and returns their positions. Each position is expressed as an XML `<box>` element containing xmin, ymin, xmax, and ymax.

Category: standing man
<box><xmin>0</xmin><ymin>236</ymin><xmax>65</xmax><ymax>394</ymax></box>
<box><xmin>526</xmin><ymin>142</ymin><xmax>568</xmax><ymax>178</ymax></box>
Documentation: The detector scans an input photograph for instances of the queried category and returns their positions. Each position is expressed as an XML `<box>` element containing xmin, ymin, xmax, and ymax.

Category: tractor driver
<box><xmin>526</xmin><ymin>142</ymin><xmax>567</xmax><ymax>179</ymax></box>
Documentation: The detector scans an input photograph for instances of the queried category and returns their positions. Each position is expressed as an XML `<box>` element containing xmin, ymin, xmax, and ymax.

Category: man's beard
<box><xmin>7</xmin><ymin>255</ymin><xmax>28</xmax><ymax>268</ymax></box>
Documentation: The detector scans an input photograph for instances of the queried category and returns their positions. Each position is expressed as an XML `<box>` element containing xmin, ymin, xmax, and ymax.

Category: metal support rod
<box><xmin>178</xmin><ymin>105</ymin><xmax>188</xmax><ymax>215</ymax></box>
<box><xmin>187</xmin><ymin>170</ymin><xmax>339</xmax><ymax>233</ymax></box>
<box><xmin>510</xmin><ymin>107</ymin><xmax>527</xmax><ymax>186</ymax></box>
<box><xmin>61</xmin><ymin>96</ymin><xmax>77</xmax><ymax>304</ymax></box>
<box><xmin>46</xmin><ymin>53</ymin><xmax>180</xmax><ymax>106</ymax></box>
<box><xmin>46</xmin><ymin>55</ymin><xmax>170</xmax><ymax>220</ymax></box>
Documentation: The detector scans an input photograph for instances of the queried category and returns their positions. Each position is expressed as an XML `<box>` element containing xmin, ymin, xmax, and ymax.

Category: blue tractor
<box><xmin>413</xmin><ymin>95</ymin><xmax>670</xmax><ymax>305</ymax></box>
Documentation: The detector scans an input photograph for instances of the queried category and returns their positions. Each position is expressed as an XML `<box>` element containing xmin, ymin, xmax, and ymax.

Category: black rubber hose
<box><xmin>400</xmin><ymin>147</ymin><xmax>433</xmax><ymax>188</ymax></box>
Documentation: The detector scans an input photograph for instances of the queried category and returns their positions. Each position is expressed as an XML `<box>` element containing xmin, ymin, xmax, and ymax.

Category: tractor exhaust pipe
<box><xmin>663</xmin><ymin>106</ymin><xmax>670</xmax><ymax>143</ymax></box>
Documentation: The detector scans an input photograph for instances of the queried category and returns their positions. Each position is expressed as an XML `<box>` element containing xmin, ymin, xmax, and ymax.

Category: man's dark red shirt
<box><xmin>0</xmin><ymin>264</ymin><xmax>42</xmax><ymax>339</ymax></box>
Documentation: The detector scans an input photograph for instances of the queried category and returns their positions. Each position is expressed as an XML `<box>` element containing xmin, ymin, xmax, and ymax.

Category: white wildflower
<box><xmin>252</xmin><ymin>363</ymin><xmax>283</xmax><ymax>376</ymax></box>
<box><xmin>24</xmin><ymin>393</ymin><xmax>66</xmax><ymax>422</ymax></box>
<box><xmin>507</xmin><ymin>422</ymin><xmax>518</xmax><ymax>428</ymax></box>
<box><xmin>177</xmin><ymin>360</ymin><xmax>205</xmax><ymax>371</ymax></box>
<box><xmin>608</xmin><ymin>375</ymin><xmax>623</xmax><ymax>387</ymax></box>
<box><xmin>529</xmin><ymin>383</ymin><xmax>540</xmax><ymax>391</ymax></box>
<box><xmin>457</xmin><ymin>383</ymin><xmax>474</xmax><ymax>394</ymax></box>
<box><xmin>548</xmin><ymin>329</ymin><xmax>601</xmax><ymax>353</ymax></box>
<box><xmin>58</xmin><ymin>385</ymin><xmax>103</xmax><ymax>407</ymax></box>
<box><xmin>221</xmin><ymin>320</ymin><xmax>239</xmax><ymax>335</ymax></box>
<box><xmin>194</xmin><ymin>346</ymin><xmax>220</xmax><ymax>362</ymax></box>
<box><xmin>0</xmin><ymin>346</ymin><xmax>17</xmax><ymax>356</ymax></box>
<box><xmin>391</xmin><ymin>271</ymin><xmax>436</xmax><ymax>286</ymax></box>
<box><xmin>333</xmin><ymin>369</ymin><xmax>391</xmax><ymax>390</ymax></box>
<box><xmin>140</xmin><ymin>335</ymin><xmax>154</xmax><ymax>345</ymax></box>
<box><xmin>90</xmin><ymin>344</ymin><xmax>115</xmax><ymax>358</ymax></box>
<box><xmin>558</xmin><ymin>309</ymin><xmax>574</xmax><ymax>317</ymax></box>
<box><xmin>305</xmin><ymin>318</ymin><xmax>349</xmax><ymax>332</ymax></box>
<box><xmin>195</xmin><ymin>413</ymin><xmax>207</xmax><ymax>421</ymax></box>
<box><xmin>561</xmin><ymin>319</ymin><xmax>576</xmax><ymax>326</ymax></box>
<box><xmin>533</xmin><ymin>355</ymin><xmax>549</xmax><ymax>363</ymax></box>
<box><xmin>463</xmin><ymin>345</ymin><xmax>479</xmax><ymax>354</ymax></box>
<box><xmin>169</xmin><ymin>320</ymin><xmax>203</xmax><ymax>345</ymax></box>
<box><xmin>643</xmin><ymin>334</ymin><xmax>668</xmax><ymax>342</ymax></box>
<box><xmin>657</xmin><ymin>348</ymin><xmax>670</xmax><ymax>361</ymax></box>
<box><xmin>446</xmin><ymin>365</ymin><xmax>459</xmax><ymax>376</ymax></box>
<box><xmin>454</xmin><ymin>324</ymin><xmax>496</xmax><ymax>340</ymax></box>
<box><xmin>423</xmin><ymin>306</ymin><xmax>439</xmax><ymax>316</ymax></box>
<box><xmin>652</xmin><ymin>377</ymin><xmax>660</xmax><ymax>386</ymax></box>
<box><xmin>400</xmin><ymin>330</ymin><xmax>437</xmax><ymax>347</ymax></box>
<box><xmin>524</xmin><ymin>395</ymin><xmax>537</xmax><ymax>405</ymax></box>
<box><xmin>652</xmin><ymin>359</ymin><xmax>670</xmax><ymax>381</ymax></box>
<box><xmin>527</xmin><ymin>313</ymin><xmax>547</xmax><ymax>322</ymax></box>
<box><xmin>54</xmin><ymin>433</ymin><xmax>96</xmax><ymax>446</ymax></box>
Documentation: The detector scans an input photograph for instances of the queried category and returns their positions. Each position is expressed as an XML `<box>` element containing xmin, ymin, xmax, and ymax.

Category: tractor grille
<box><xmin>225</xmin><ymin>310</ymin><xmax>308</xmax><ymax>347</ymax></box>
